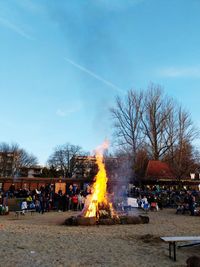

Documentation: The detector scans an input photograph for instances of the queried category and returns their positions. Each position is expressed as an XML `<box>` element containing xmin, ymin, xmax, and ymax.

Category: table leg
<box><xmin>169</xmin><ymin>242</ymin><xmax>172</xmax><ymax>258</ymax></box>
<box><xmin>173</xmin><ymin>242</ymin><xmax>176</xmax><ymax>261</ymax></box>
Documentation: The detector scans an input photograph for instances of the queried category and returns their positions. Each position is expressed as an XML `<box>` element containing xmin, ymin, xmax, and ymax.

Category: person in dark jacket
<box><xmin>188</xmin><ymin>192</ymin><xmax>195</xmax><ymax>216</ymax></box>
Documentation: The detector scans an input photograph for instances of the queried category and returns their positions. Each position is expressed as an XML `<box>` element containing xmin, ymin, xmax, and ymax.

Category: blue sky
<box><xmin>0</xmin><ymin>0</ymin><xmax>200</xmax><ymax>164</ymax></box>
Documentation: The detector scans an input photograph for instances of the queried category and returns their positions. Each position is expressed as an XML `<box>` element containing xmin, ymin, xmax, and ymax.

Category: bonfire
<box><xmin>81</xmin><ymin>141</ymin><xmax>118</xmax><ymax>220</ymax></box>
<box><xmin>65</xmin><ymin>141</ymin><xmax>149</xmax><ymax>226</ymax></box>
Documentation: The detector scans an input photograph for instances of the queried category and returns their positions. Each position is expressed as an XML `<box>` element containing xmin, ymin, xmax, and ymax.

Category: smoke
<box><xmin>106</xmin><ymin>154</ymin><xmax>134</xmax><ymax>199</ymax></box>
<box><xmin>46</xmin><ymin>1</ymin><xmax>131</xmax><ymax>88</ymax></box>
<box><xmin>94</xmin><ymin>140</ymin><xmax>109</xmax><ymax>156</ymax></box>
<box><xmin>45</xmin><ymin>2</ymin><xmax>131</xmax><ymax>146</ymax></box>
<box><xmin>116</xmin><ymin>157</ymin><xmax>133</xmax><ymax>197</ymax></box>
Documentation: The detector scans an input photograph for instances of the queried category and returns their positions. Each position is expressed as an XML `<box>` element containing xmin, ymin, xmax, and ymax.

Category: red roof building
<box><xmin>145</xmin><ymin>160</ymin><xmax>175</xmax><ymax>181</ymax></box>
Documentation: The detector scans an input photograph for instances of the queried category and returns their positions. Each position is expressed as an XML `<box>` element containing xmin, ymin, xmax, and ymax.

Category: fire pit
<box><xmin>65</xmin><ymin>142</ymin><xmax>149</xmax><ymax>226</ymax></box>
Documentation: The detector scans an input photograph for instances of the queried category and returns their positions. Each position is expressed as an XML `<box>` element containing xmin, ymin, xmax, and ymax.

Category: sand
<box><xmin>0</xmin><ymin>209</ymin><xmax>199</xmax><ymax>267</ymax></box>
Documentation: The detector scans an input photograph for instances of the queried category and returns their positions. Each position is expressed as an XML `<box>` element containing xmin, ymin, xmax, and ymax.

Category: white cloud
<box><xmin>0</xmin><ymin>17</ymin><xmax>34</xmax><ymax>40</ymax></box>
<box><xmin>56</xmin><ymin>105</ymin><xmax>82</xmax><ymax>117</ymax></box>
<box><xmin>56</xmin><ymin>109</ymin><xmax>67</xmax><ymax>117</ymax></box>
<box><xmin>158</xmin><ymin>66</ymin><xmax>200</xmax><ymax>78</ymax></box>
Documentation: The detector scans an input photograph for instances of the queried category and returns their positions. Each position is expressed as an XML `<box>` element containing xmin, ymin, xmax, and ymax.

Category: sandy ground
<box><xmin>0</xmin><ymin>209</ymin><xmax>199</xmax><ymax>267</ymax></box>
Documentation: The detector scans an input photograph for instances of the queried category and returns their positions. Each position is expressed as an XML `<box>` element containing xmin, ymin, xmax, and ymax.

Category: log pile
<box><xmin>65</xmin><ymin>214</ymin><xmax>149</xmax><ymax>226</ymax></box>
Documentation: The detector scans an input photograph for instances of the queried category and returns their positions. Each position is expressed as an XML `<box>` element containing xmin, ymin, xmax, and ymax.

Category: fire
<box><xmin>84</xmin><ymin>141</ymin><xmax>116</xmax><ymax>219</ymax></box>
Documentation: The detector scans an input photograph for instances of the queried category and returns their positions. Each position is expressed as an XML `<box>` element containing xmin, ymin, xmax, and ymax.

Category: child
<box><xmin>21</xmin><ymin>200</ymin><xmax>28</xmax><ymax>215</ymax></box>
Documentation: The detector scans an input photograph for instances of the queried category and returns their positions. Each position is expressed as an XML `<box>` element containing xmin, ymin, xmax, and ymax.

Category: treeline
<box><xmin>0</xmin><ymin>84</ymin><xmax>199</xmax><ymax>181</ymax></box>
<box><xmin>0</xmin><ymin>142</ymin><xmax>88</xmax><ymax>178</ymax></box>
<box><xmin>110</xmin><ymin>84</ymin><xmax>200</xmax><ymax>180</ymax></box>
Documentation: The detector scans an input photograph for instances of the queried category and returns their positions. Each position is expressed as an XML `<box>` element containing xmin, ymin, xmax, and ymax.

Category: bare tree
<box><xmin>110</xmin><ymin>84</ymin><xmax>200</xmax><ymax>182</ymax></box>
<box><xmin>0</xmin><ymin>143</ymin><xmax>38</xmax><ymax>177</ymax></box>
<box><xmin>47</xmin><ymin>143</ymin><xmax>83</xmax><ymax>177</ymax></box>
<box><xmin>141</xmin><ymin>84</ymin><xmax>174</xmax><ymax>160</ymax></box>
<box><xmin>166</xmin><ymin>107</ymin><xmax>199</xmax><ymax>179</ymax></box>
<box><xmin>177</xmin><ymin>107</ymin><xmax>198</xmax><ymax>150</ymax></box>
<box><xmin>163</xmin><ymin>105</ymin><xmax>177</xmax><ymax>164</ymax></box>
<box><xmin>110</xmin><ymin>90</ymin><xmax>144</xmax><ymax>164</ymax></box>
<box><xmin>111</xmin><ymin>85</ymin><xmax>175</xmax><ymax>161</ymax></box>
<box><xmin>134</xmin><ymin>148</ymin><xmax>149</xmax><ymax>181</ymax></box>
<box><xmin>16</xmin><ymin>149</ymin><xmax>38</xmax><ymax>168</ymax></box>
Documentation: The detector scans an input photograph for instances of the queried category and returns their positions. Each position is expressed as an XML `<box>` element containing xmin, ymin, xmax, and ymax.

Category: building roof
<box><xmin>145</xmin><ymin>160</ymin><xmax>175</xmax><ymax>180</ymax></box>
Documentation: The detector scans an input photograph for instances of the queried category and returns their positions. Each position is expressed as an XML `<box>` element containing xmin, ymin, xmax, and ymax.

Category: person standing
<box><xmin>77</xmin><ymin>193</ymin><xmax>82</xmax><ymax>211</ymax></box>
<box><xmin>67</xmin><ymin>185</ymin><xmax>73</xmax><ymax>210</ymax></box>
<box><xmin>141</xmin><ymin>196</ymin><xmax>149</xmax><ymax>212</ymax></box>
<box><xmin>72</xmin><ymin>194</ymin><xmax>78</xmax><ymax>211</ymax></box>
<box><xmin>21</xmin><ymin>199</ymin><xmax>28</xmax><ymax>215</ymax></box>
<box><xmin>39</xmin><ymin>193</ymin><xmax>45</xmax><ymax>214</ymax></box>
<box><xmin>62</xmin><ymin>193</ymin><xmax>67</xmax><ymax>212</ymax></box>
<box><xmin>188</xmin><ymin>192</ymin><xmax>195</xmax><ymax>216</ymax></box>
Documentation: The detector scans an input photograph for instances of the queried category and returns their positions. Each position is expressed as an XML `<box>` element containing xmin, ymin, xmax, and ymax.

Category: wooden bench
<box><xmin>15</xmin><ymin>209</ymin><xmax>36</xmax><ymax>218</ymax></box>
<box><xmin>160</xmin><ymin>236</ymin><xmax>200</xmax><ymax>261</ymax></box>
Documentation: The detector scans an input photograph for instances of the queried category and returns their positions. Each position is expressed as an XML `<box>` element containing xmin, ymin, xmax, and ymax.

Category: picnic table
<box><xmin>160</xmin><ymin>236</ymin><xmax>200</xmax><ymax>261</ymax></box>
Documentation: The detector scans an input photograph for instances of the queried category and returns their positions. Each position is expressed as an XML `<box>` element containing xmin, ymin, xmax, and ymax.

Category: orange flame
<box><xmin>84</xmin><ymin>140</ymin><xmax>114</xmax><ymax>218</ymax></box>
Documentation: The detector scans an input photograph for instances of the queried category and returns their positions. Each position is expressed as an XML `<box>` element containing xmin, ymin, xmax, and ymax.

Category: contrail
<box><xmin>0</xmin><ymin>17</ymin><xmax>34</xmax><ymax>40</ymax></box>
<box><xmin>64</xmin><ymin>57</ymin><xmax>123</xmax><ymax>93</ymax></box>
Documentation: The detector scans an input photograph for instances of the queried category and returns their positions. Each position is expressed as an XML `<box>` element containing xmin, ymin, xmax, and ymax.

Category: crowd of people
<box><xmin>175</xmin><ymin>191</ymin><xmax>198</xmax><ymax>216</ymax></box>
<box><xmin>129</xmin><ymin>186</ymin><xmax>200</xmax><ymax>215</ymax></box>
<box><xmin>0</xmin><ymin>183</ymin><xmax>200</xmax><ymax>216</ymax></box>
<box><xmin>0</xmin><ymin>184</ymin><xmax>91</xmax><ymax>215</ymax></box>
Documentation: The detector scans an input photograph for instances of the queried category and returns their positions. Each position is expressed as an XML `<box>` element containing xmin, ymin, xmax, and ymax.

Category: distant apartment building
<box><xmin>70</xmin><ymin>155</ymin><xmax>97</xmax><ymax>180</ymax></box>
<box><xmin>20</xmin><ymin>166</ymin><xmax>43</xmax><ymax>178</ymax></box>
<box><xmin>0</xmin><ymin>151</ymin><xmax>17</xmax><ymax>177</ymax></box>
<box><xmin>0</xmin><ymin>151</ymin><xmax>42</xmax><ymax>178</ymax></box>
<box><xmin>70</xmin><ymin>155</ymin><xmax>124</xmax><ymax>182</ymax></box>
